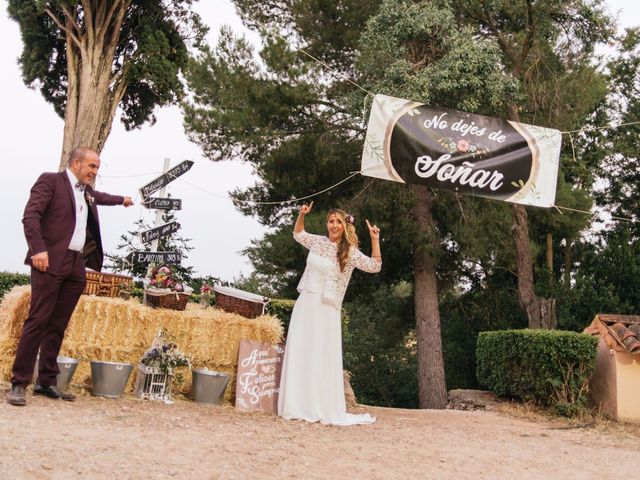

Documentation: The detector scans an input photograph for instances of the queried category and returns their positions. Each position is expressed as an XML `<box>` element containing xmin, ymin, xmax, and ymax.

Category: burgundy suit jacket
<box><xmin>22</xmin><ymin>171</ymin><xmax>124</xmax><ymax>274</ymax></box>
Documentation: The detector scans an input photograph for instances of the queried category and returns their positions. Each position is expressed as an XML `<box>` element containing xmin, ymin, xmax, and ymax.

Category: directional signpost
<box><xmin>131</xmin><ymin>159</ymin><xmax>193</xmax><ymax>267</ymax></box>
<box><xmin>139</xmin><ymin>160</ymin><xmax>194</xmax><ymax>199</ymax></box>
<box><xmin>142</xmin><ymin>198</ymin><xmax>182</xmax><ymax>211</ymax></box>
<box><xmin>128</xmin><ymin>251</ymin><xmax>182</xmax><ymax>265</ymax></box>
<box><xmin>140</xmin><ymin>221</ymin><xmax>180</xmax><ymax>244</ymax></box>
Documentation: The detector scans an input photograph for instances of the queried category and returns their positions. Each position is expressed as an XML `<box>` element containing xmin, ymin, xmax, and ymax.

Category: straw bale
<box><xmin>0</xmin><ymin>286</ymin><xmax>284</xmax><ymax>403</ymax></box>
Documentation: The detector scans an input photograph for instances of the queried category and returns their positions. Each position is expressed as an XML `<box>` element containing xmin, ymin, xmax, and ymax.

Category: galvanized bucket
<box><xmin>33</xmin><ymin>355</ymin><xmax>80</xmax><ymax>392</ymax></box>
<box><xmin>56</xmin><ymin>356</ymin><xmax>80</xmax><ymax>392</ymax></box>
<box><xmin>90</xmin><ymin>361</ymin><xmax>133</xmax><ymax>398</ymax></box>
<box><xmin>192</xmin><ymin>369</ymin><xmax>229</xmax><ymax>404</ymax></box>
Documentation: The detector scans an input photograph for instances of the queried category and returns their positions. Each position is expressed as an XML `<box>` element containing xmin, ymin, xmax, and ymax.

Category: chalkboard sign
<box><xmin>235</xmin><ymin>339</ymin><xmax>284</xmax><ymax>413</ymax></box>
<box><xmin>128</xmin><ymin>251</ymin><xmax>182</xmax><ymax>265</ymax></box>
<box><xmin>139</xmin><ymin>221</ymin><xmax>180</xmax><ymax>244</ymax></box>
<box><xmin>139</xmin><ymin>160</ymin><xmax>194</xmax><ymax>198</ymax></box>
<box><xmin>142</xmin><ymin>197</ymin><xmax>182</xmax><ymax>211</ymax></box>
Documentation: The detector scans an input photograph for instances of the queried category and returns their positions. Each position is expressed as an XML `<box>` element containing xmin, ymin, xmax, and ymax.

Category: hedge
<box><xmin>0</xmin><ymin>271</ymin><xmax>30</xmax><ymax>300</ymax></box>
<box><xmin>476</xmin><ymin>329</ymin><xmax>598</xmax><ymax>416</ymax></box>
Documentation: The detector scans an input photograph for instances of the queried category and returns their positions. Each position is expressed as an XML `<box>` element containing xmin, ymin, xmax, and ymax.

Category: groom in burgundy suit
<box><xmin>7</xmin><ymin>146</ymin><xmax>134</xmax><ymax>406</ymax></box>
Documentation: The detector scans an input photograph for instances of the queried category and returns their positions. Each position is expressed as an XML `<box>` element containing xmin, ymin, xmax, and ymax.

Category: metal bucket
<box><xmin>33</xmin><ymin>355</ymin><xmax>80</xmax><ymax>392</ymax></box>
<box><xmin>90</xmin><ymin>361</ymin><xmax>133</xmax><ymax>398</ymax></box>
<box><xmin>192</xmin><ymin>369</ymin><xmax>230</xmax><ymax>405</ymax></box>
<box><xmin>56</xmin><ymin>356</ymin><xmax>79</xmax><ymax>392</ymax></box>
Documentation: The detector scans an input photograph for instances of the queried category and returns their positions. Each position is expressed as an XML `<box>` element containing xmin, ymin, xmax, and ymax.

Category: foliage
<box><xmin>7</xmin><ymin>0</ymin><xmax>205</xmax><ymax>130</ymax></box>
<box><xmin>104</xmin><ymin>212</ymin><xmax>195</xmax><ymax>283</ymax></box>
<box><xmin>265</xmin><ymin>298</ymin><xmax>296</xmax><ymax>337</ymax></box>
<box><xmin>440</xmin><ymin>279</ymin><xmax>526</xmax><ymax>389</ymax></box>
<box><xmin>343</xmin><ymin>285</ymin><xmax>418</xmax><ymax>408</ymax></box>
<box><xmin>0</xmin><ymin>271</ymin><xmax>30</xmax><ymax>299</ymax></box>
<box><xmin>476</xmin><ymin>329</ymin><xmax>597</xmax><ymax>416</ymax></box>
<box><xmin>595</xmin><ymin>27</ymin><xmax>640</xmax><ymax>231</ymax></box>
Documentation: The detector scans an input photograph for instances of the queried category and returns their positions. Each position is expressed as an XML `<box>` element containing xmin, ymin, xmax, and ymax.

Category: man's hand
<box><xmin>31</xmin><ymin>252</ymin><xmax>49</xmax><ymax>272</ymax></box>
<box><xmin>123</xmin><ymin>196</ymin><xmax>134</xmax><ymax>207</ymax></box>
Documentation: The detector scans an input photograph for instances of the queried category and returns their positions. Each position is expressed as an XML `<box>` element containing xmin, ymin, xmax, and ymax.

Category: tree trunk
<box><xmin>564</xmin><ymin>239</ymin><xmax>572</xmax><ymax>289</ymax></box>
<box><xmin>507</xmin><ymin>102</ymin><xmax>556</xmax><ymax>330</ymax></box>
<box><xmin>512</xmin><ymin>204</ymin><xmax>556</xmax><ymax>329</ymax></box>
<box><xmin>546</xmin><ymin>233</ymin><xmax>553</xmax><ymax>272</ymax></box>
<box><xmin>53</xmin><ymin>2</ymin><xmax>130</xmax><ymax>170</ymax></box>
<box><xmin>413</xmin><ymin>185</ymin><xmax>447</xmax><ymax>409</ymax></box>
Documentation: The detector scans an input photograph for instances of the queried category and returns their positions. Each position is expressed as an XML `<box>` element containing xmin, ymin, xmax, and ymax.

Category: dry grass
<box><xmin>492</xmin><ymin>398</ymin><xmax>640</xmax><ymax>438</ymax></box>
<box><xmin>0</xmin><ymin>286</ymin><xmax>283</xmax><ymax>403</ymax></box>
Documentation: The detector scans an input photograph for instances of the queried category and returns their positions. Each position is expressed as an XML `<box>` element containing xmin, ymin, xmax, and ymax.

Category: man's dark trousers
<box><xmin>11</xmin><ymin>250</ymin><xmax>86</xmax><ymax>387</ymax></box>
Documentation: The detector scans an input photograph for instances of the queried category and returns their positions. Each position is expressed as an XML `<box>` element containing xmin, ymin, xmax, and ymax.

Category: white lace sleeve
<box><xmin>293</xmin><ymin>230</ymin><xmax>326</xmax><ymax>251</ymax></box>
<box><xmin>350</xmin><ymin>248</ymin><xmax>382</xmax><ymax>273</ymax></box>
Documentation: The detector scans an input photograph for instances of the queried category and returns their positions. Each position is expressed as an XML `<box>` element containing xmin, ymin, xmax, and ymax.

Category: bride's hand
<box><xmin>365</xmin><ymin>219</ymin><xmax>380</xmax><ymax>239</ymax></box>
<box><xmin>299</xmin><ymin>201</ymin><xmax>313</xmax><ymax>216</ymax></box>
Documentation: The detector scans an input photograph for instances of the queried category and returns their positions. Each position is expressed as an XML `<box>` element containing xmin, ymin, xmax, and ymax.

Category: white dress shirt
<box><xmin>66</xmin><ymin>169</ymin><xmax>88</xmax><ymax>252</ymax></box>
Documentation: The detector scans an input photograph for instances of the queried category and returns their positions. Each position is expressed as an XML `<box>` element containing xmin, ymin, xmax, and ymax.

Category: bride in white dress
<box><xmin>278</xmin><ymin>201</ymin><xmax>382</xmax><ymax>426</ymax></box>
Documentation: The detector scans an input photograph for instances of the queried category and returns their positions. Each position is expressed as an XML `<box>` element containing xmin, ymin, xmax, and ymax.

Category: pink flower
<box><xmin>456</xmin><ymin>139</ymin><xmax>471</xmax><ymax>153</ymax></box>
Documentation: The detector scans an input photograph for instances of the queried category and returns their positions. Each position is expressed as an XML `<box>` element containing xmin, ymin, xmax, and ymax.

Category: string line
<box><xmin>553</xmin><ymin>204</ymin><xmax>635</xmax><ymax>223</ymax></box>
<box><xmin>560</xmin><ymin>120</ymin><xmax>640</xmax><ymax>135</ymax></box>
<box><xmin>176</xmin><ymin>171</ymin><xmax>360</xmax><ymax>206</ymax></box>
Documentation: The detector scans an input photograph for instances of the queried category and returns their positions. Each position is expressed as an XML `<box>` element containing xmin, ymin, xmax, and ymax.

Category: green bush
<box><xmin>476</xmin><ymin>329</ymin><xmax>597</xmax><ymax>416</ymax></box>
<box><xmin>0</xmin><ymin>271</ymin><xmax>30</xmax><ymax>299</ymax></box>
<box><xmin>266</xmin><ymin>299</ymin><xmax>296</xmax><ymax>336</ymax></box>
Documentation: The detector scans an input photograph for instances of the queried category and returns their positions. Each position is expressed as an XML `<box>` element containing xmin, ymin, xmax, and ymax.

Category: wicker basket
<box><xmin>213</xmin><ymin>285</ymin><xmax>268</xmax><ymax>319</ymax></box>
<box><xmin>83</xmin><ymin>270</ymin><xmax>132</xmax><ymax>298</ymax></box>
<box><xmin>145</xmin><ymin>290</ymin><xmax>190</xmax><ymax>311</ymax></box>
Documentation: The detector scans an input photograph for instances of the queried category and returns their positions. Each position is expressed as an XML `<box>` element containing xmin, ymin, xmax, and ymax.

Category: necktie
<box><xmin>75</xmin><ymin>181</ymin><xmax>85</xmax><ymax>192</ymax></box>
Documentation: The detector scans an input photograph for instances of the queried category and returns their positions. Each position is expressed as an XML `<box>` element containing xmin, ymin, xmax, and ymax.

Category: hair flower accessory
<box><xmin>345</xmin><ymin>214</ymin><xmax>355</xmax><ymax>225</ymax></box>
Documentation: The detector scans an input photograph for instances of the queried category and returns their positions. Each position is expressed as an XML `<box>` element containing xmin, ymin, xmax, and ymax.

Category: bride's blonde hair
<box><xmin>327</xmin><ymin>209</ymin><xmax>358</xmax><ymax>272</ymax></box>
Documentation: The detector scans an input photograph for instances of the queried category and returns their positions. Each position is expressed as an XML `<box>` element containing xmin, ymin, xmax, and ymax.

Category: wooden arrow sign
<box><xmin>128</xmin><ymin>251</ymin><xmax>182</xmax><ymax>265</ymax></box>
<box><xmin>140</xmin><ymin>221</ymin><xmax>180</xmax><ymax>244</ymax></box>
<box><xmin>139</xmin><ymin>160</ymin><xmax>194</xmax><ymax>198</ymax></box>
<box><xmin>142</xmin><ymin>197</ymin><xmax>182</xmax><ymax>211</ymax></box>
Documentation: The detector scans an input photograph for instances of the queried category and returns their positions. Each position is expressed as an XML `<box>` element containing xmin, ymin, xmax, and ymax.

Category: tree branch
<box><xmin>79</xmin><ymin>0</ymin><xmax>94</xmax><ymax>53</ymax></box>
<box><xmin>106</xmin><ymin>0</ymin><xmax>131</xmax><ymax>53</ymax></box>
<box><xmin>44</xmin><ymin>7</ymin><xmax>82</xmax><ymax>49</ymax></box>
<box><xmin>97</xmin><ymin>0</ymin><xmax>124</xmax><ymax>45</ymax></box>
<box><xmin>515</xmin><ymin>0</ymin><xmax>536</xmax><ymax>78</ymax></box>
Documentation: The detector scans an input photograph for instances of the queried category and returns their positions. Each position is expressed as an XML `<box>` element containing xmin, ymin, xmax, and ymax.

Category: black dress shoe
<box><xmin>33</xmin><ymin>384</ymin><xmax>76</xmax><ymax>402</ymax></box>
<box><xmin>33</xmin><ymin>384</ymin><xmax>61</xmax><ymax>399</ymax></box>
<box><xmin>60</xmin><ymin>391</ymin><xmax>76</xmax><ymax>402</ymax></box>
<box><xmin>7</xmin><ymin>385</ymin><xmax>26</xmax><ymax>406</ymax></box>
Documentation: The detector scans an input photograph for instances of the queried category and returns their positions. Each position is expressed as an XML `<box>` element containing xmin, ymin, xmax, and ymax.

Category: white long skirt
<box><xmin>277</xmin><ymin>292</ymin><xmax>375</xmax><ymax>426</ymax></box>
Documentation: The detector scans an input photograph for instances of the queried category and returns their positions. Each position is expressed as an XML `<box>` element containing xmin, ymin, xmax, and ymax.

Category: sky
<box><xmin>0</xmin><ymin>0</ymin><xmax>637</xmax><ymax>281</ymax></box>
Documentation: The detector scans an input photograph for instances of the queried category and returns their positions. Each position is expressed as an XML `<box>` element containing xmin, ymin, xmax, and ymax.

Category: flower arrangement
<box><xmin>141</xmin><ymin>341</ymin><xmax>190</xmax><ymax>375</ymax></box>
<box><xmin>147</xmin><ymin>265</ymin><xmax>185</xmax><ymax>292</ymax></box>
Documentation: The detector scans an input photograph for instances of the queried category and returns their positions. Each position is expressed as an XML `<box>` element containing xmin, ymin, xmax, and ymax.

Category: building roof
<box><xmin>584</xmin><ymin>314</ymin><xmax>640</xmax><ymax>354</ymax></box>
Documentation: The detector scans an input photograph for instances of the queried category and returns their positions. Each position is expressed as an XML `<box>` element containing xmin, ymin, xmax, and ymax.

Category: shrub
<box><xmin>476</xmin><ymin>329</ymin><xmax>597</xmax><ymax>416</ymax></box>
<box><xmin>266</xmin><ymin>299</ymin><xmax>295</xmax><ymax>336</ymax></box>
<box><xmin>0</xmin><ymin>271</ymin><xmax>30</xmax><ymax>299</ymax></box>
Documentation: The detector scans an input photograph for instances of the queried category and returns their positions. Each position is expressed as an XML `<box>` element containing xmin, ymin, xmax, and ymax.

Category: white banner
<box><xmin>361</xmin><ymin>94</ymin><xmax>562</xmax><ymax>207</ymax></box>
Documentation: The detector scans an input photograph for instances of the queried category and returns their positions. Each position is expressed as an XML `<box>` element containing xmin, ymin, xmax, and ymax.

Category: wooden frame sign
<box><xmin>235</xmin><ymin>339</ymin><xmax>284</xmax><ymax>413</ymax></box>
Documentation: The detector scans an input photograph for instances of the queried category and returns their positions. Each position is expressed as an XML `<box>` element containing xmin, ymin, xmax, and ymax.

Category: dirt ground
<box><xmin>0</xmin><ymin>382</ymin><xmax>637</xmax><ymax>480</ymax></box>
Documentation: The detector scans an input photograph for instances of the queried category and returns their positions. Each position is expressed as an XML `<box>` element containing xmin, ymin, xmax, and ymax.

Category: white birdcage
<box><xmin>134</xmin><ymin>329</ymin><xmax>174</xmax><ymax>401</ymax></box>
<box><xmin>134</xmin><ymin>364</ymin><xmax>172</xmax><ymax>401</ymax></box>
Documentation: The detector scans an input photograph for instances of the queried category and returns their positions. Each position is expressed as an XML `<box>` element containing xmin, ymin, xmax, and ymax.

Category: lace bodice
<box><xmin>294</xmin><ymin>230</ymin><xmax>381</xmax><ymax>309</ymax></box>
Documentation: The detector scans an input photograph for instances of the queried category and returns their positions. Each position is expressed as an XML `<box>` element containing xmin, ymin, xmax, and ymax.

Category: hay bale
<box><xmin>0</xmin><ymin>286</ymin><xmax>284</xmax><ymax>403</ymax></box>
